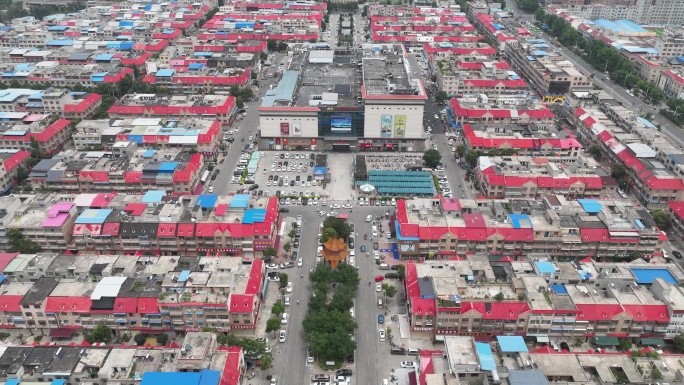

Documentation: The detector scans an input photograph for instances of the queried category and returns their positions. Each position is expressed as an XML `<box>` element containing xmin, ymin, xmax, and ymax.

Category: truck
<box><xmin>555</xmin><ymin>41</ymin><xmax>562</xmax><ymax>47</ymax></box>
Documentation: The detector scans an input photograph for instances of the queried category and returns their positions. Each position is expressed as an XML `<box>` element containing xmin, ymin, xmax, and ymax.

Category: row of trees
<box><xmin>0</xmin><ymin>0</ymin><xmax>86</xmax><ymax>23</ymax></box>
<box><xmin>534</xmin><ymin>11</ymin><xmax>665</xmax><ymax>105</ymax></box>
<box><xmin>303</xmin><ymin>264</ymin><xmax>359</xmax><ymax>362</ymax></box>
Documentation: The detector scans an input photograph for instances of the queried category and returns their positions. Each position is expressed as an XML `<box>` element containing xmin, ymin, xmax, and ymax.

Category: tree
<box><xmin>650</xmin><ymin>209</ymin><xmax>671</xmax><ymax>230</ymax></box>
<box><xmin>283</xmin><ymin>242</ymin><xmax>292</xmax><ymax>254</ymax></box>
<box><xmin>396</xmin><ymin>264</ymin><xmax>406</xmax><ymax>280</ymax></box>
<box><xmin>321</xmin><ymin>227</ymin><xmax>338</xmax><ymax>243</ymax></box>
<box><xmin>266</xmin><ymin>318</ymin><xmax>282</xmax><ymax>337</ymax></box>
<box><xmin>382</xmin><ymin>283</ymin><xmax>397</xmax><ymax>298</ymax></box>
<box><xmin>465</xmin><ymin>149</ymin><xmax>483</xmax><ymax>168</ymax></box>
<box><xmin>588</xmin><ymin>144</ymin><xmax>602</xmax><ymax>160</ymax></box>
<box><xmin>628</xmin><ymin>251</ymin><xmax>644</xmax><ymax>261</ymax></box>
<box><xmin>278</xmin><ymin>273</ymin><xmax>288</xmax><ymax>289</ymax></box>
<box><xmin>334</xmin><ymin>263</ymin><xmax>360</xmax><ymax>288</ymax></box>
<box><xmin>674</xmin><ymin>334</ymin><xmax>684</xmax><ymax>352</ymax></box>
<box><xmin>618</xmin><ymin>339</ymin><xmax>632</xmax><ymax>350</ymax></box>
<box><xmin>423</xmin><ymin>149</ymin><xmax>442</xmax><ymax>169</ymax></box>
<box><xmin>272</xmin><ymin>301</ymin><xmax>285</xmax><ymax>317</ymax></box>
<box><xmin>455</xmin><ymin>145</ymin><xmax>465</xmax><ymax>157</ymax></box>
<box><xmin>263</xmin><ymin>246</ymin><xmax>276</xmax><ymax>262</ymax></box>
<box><xmin>435</xmin><ymin>91</ymin><xmax>448</xmax><ymax>103</ymax></box>
<box><xmin>310</xmin><ymin>264</ymin><xmax>335</xmax><ymax>285</ymax></box>
<box><xmin>6</xmin><ymin>228</ymin><xmax>41</xmax><ymax>254</ymax></box>
<box><xmin>329</xmin><ymin>288</ymin><xmax>355</xmax><ymax>312</ymax></box>
<box><xmin>611</xmin><ymin>163</ymin><xmax>626</xmax><ymax>180</ymax></box>
<box><xmin>494</xmin><ymin>292</ymin><xmax>505</xmax><ymax>301</ymax></box>
<box><xmin>89</xmin><ymin>324</ymin><xmax>112</xmax><ymax>342</ymax></box>
<box><xmin>156</xmin><ymin>333</ymin><xmax>169</xmax><ymax>345</ymax></box>
<box><xmin>651</xmin><ymin>368</ymin><xmax>663</xmax><ymax>380</ymax></box>
<box><xmin>134</xmin><ymin>333</ymin><xmax>147</xmax><ymax>345</ymax></box>
<box><xmin>288</xmin><ymin>229</ymin><xmax>297</xmax><ymax>239</ymax></box>
<box><xmin>259</xmin><ymin>353</ymin><xmax>273</xmax><ymax>370</ymax></box>
<box><xmin>534</xmin><ymin>7</ymin><xmax>545</xmax><ymax>22</ymax></box>
<box><xmin>322</xmin><ymin>217</ymin><xmax>352</xmax><ymax>239</ymax></box>
<box><xmin>15</xmin><ymin>166</ymin><xmax>29</xmax><ymax>184</ymax></box>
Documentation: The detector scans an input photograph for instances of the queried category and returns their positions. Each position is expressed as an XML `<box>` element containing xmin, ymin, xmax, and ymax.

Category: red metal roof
<box><xmin>79</xmin><ymin>171</ymin><xmax>110</xmax><ymax>183</ymax></box>
<box><xmin>45</xmin><ymin>296</ymin><xmax>92</xmax><ymax>313</ymax></box>
<box><xmin>245</xmin><ymin>259</ymin><xmax>263</xmax><ymax>295</ymax></box>
<box><xmin>459</xmin><ymin>301</ymin><xmax>530</xmax><ymax>320</ymax></box>
<box><xmin>412</xmin><ymin>298</ymin><xmax>435</xmax><ymax>316</ymax></box>
<box><xmin>669</xmin><ymin>201</ymin><xmax>684</xmax><ymax>221</ymax></box>
<box><xmin>177</xmin><ymin>223</ymin><xmax>195</xmax><ymax>237</ymax></box>
<box><xmin>124</xmin><ymin>203</ymin><xmax>147</xmax><ymax>216</ymax></box>
<box><xmin>229</xmin><ymin>294</ymin><xmax>254</xmax><ymax>313</ymax></box>
<box><xmin>63</xmin><ymin>94</ymin><xmax>101</xmax><ymax>113</ymax></box>
<box><xmin>137</xmin><ymin>297</ymin><xmax>160</xmax><ymax>314</ymax></box>
<box><xmin>124</xmin><ymin>171</ymin><xmax>142</xmax><ymax>183</ymax></box>
<box><xmin>0</xmin><ymin>253</ymin><xmax>18</xmax><ymax>271</ymax></box>
<box><xmin>580</xmin><ymin>228</ymin><xmax>609</xmax><ymax>242</ymax></box>
<box><xmin>645</xmin><ymin>176</ymin><xmax>684</xmax><ymax>191</ymax></box>
<box><xmin>31</xmin><ymin>118</ymin><xmax>70</xmax><ymax>143</ymax></box>
<box><xmin>157</xmin><ymin>223</ymin><xmax>177</xmax><ymax>238</ymax></box>
<box><xmin>405</xmin><ymin>262</ymin><xmax>420</xmax><ymax>298</ymax></box>
<box><xmin>101</xmin><ymin>223</ymin><xmax>120</xmax><ymax>236</ymax></box>
<box><xmin>2</xmin><ymin>151</ymin><xmax>30</xmax><ymax>172</ymax></box>
<box><xmin>622</xmin><ymin>304</ymin><xmax>669</xmax><ymax>323</ymax></box>
<box><xmin>0</xmin><ymin>295</ymin><xmax>23</xmax><ymax>312</ymax></box>
<box><xmin>218</xmin><ymin>346</ymin><xmax>243</xmax><ymax>385</ymax></box>
<box><xmin>576</xmin><ymin>304</ymin><xmax>625</xmax><ymax>321</ymax></box>
<box><xmin>92</xmin><ymin>193</ymin><xmax>116</xmax><ymax>207</ymax></box>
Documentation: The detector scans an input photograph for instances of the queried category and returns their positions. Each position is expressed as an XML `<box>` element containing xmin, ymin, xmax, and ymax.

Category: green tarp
<box><xmin>640</xmin><ymin>338</ymin><xmax>665</xmax><ymax>346</ymax></box>
<box><xmin>594</xmin><ymin>336</ymin><xmax>620</xmax><ymax>345</ymax></box>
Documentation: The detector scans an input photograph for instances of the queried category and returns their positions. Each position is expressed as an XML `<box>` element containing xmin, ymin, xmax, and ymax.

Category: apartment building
<box><xmin>654</xmin><ymin>27</ymin><xmax>684</xmax><ymax>57</ymax></box>
<box><xmin>505</xmin><ymin>38</ymin><xmax>591</xmax><ymax>102</ymax></box>
<box><xmin>107</xmin><ymin>94</ymin><xmax>236</xmax><ymax>125</ymax></box>
<box><xmin>28</xmin><ymin>148</ymin><xmax>204</xmax><ymax>195</ymax></box>
<box><xmin>434</xmin><ymin>58</ymin><xmax>527</xmax><ymax>97</ymax></box>
<box><xmin>659</xmin><ymin>70</ymin><xmax>684</xmax><ymax>99</ymax></box>
<box><xmin>0</xmin><ymin>151</ymin><xmax>31</xmax><ymax>193</ymax></box>
<box><xmin>141</xmin><ymin>69</ymin><xmax>252</xmax><ymax>95</ymax></box>
<box><xmin>394</xmin><ymin>197</ymin><xmax>665</xmax><ymax>261</ymax></box>
<box><xmin>450</xmin><ymin>98</ymin><xmax>555</xmax><ymax>128</ymax></box>
<box><xmin>73</xmin><ymin>119</ymin><xmax>223</xmax><ymax>157</ymax></box>
<box><xmin>463</xmin><ymin>123</ymin><xmax>581</xmax><ymax>157</ymax></box>
<box><xmin>476</xmin><ymin>154</ymin><xmax>614</xmax><ymax>199</ymax></box>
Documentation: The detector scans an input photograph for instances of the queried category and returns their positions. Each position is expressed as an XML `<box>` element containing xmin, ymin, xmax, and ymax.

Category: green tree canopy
<box><xmin>271</xmin><ymin>301</ymin><xmax>285</xmax><ymax>317</ymax></box>
<box><xmin>89</xmin><ymin>324</ymin><xmax>112</xmax><ymax>343</ymax></box>
<box><xmin>266</xmin><ymin>318</ymin><xmax>282</xmax><ymax>337</ymax></box>
<box><xmin>382</xmin><ymin>283</ymin><xmax>397</xmax><ymax>298</ymax></box>
<box><xmin>423</xmin><ymin>149</ymin><xmax>442</xmax><ymax>169</ymax></box>
<box><xmin>650</xmin><ymin>209</ymin><xmax>671</xmax><ymax>230</ymax></box>
<box><xmin>322</xmin><ymin>217</ymin><xmax>351</xmax><ymax>239</ymax></box>
<box><xmin>6</xmin><ymin>228</ymin><xmax>41</xmax><ymax>254</ymax></box>
<box><xmin>321</xmin><ymin>227</ymin><xmax>338</xmax><ymax>243</ymax></box>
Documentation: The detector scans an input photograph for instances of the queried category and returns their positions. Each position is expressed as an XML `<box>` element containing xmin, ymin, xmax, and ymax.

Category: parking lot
<box><xmin>258</xmin><ymin>151</ymin><xmax>328</xmax><ymax>197</ymax></box>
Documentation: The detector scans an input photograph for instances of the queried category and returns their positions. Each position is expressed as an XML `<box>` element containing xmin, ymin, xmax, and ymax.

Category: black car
<box><xmin>390</xmin><ymin>347</ymin><xmax>406</xmax><ymax>355</ymax></box>
<box><xmin>248</xmin><ymin>184</ymin><xmax>259</xmax><ymax>191</ymax></box>
<box><xmin>336</xmin><ymin>369</ymin><xmax>352</xmax><ymax>377</ymax></box>
<box><xmin>225</xmin><ymin>136</ymin><xmax>235</xmax><ymax>142</ymax></box>
<box><xmin>293</xmin><ymin>239</ymin><xmax>300</xmax><ymax>248</ymax></box>
<box><xmin>384</xmin><ymin>273</ymin><xmax>399</xmax><ymax>279</ymax></box>
<box><xmin>346</xmin><ymin>354</ymin><xmax>355</xmax><ymax>363</ymax></box>
<box><xmin>310</xmin><ymin>153</ymin><xmax>315</xmax><ymax>160</ymax></box>
<box><xmin>674</xmin><ymin>250</ymin><xmax>683</xmax><ymax>259</ymax></box>
<box><xmin>373</xmin><ymin>242</ymin><xmax>379</xmax><ymax>250</ymax></box>
<box><xmin>291</xmin><ymin>251</ymin><xmax>298</xmax><ymax>261</ymax></box>
<box><xmin>279</xmin><ymin>208</ymin><xmax>289</xmax><ymax>213</ymax></box>
<box><xmin>391</xmin><ymin>265</ymin><xmax>399</xmax><ymax>270</ymax></box>
<box><xmin>276</xmin><ymin>191</ymin><xmax>281</xmax><ymax>197</ymax></box>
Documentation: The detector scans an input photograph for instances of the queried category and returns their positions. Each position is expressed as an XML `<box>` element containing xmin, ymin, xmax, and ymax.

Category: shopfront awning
<box><xmin>536</xmin><ymin>335</ymin><xmax>549</xmax><ymax>343</ymax></box>
<box><xmin>594</xmin><ymin>336</ymin><xmax>619</xmax><ymax>345</ymax></box>
<box><xmin>49</xmin><ymin>328</ymin><xmax>73</xmax><ymax>338</ymax></box>
<box><xmin>640</xmin><ymin>338</ymin><xmax>665</xmax><ymax>346</ymax></box>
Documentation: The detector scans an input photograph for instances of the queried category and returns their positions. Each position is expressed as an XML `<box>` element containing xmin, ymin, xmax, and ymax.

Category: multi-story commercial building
<box><xmin>449</xmin><ymin>98</ymin><xmax>555</xmax><ymax>127</ymax></box>
<box><xmin>141</xmin><ymin>68</ymin><xmax>252</xmax><ymax>95</ymax></box>
<box><xmin>28</xmin><ymin>148</ymin><xmax>205</xmax><ymax>195</ymax></box>
<box><xmin>107</xmin><ymin>94</ymin><xmax>236</xmax><ymax>126</ymax></box>
<box><xmin>434</xmin><ymin>58</ymin><xmax>526</xmax><ymax>97</ymax></box>
<box><xmin>0</xmin><ymin>151</ymin><xmax>31</xmax><ymax>194</ymax></box>
<box><xmin>73</xmin><ymin>119</ymin><xmax>223</xmax><ymax>157</ymax></box>
<box><xmin>476</xmin><ymin>154</ymin><xmax>614</xmax><ymax>199</ymax></box>
<box><xmin>0</xmin><ymin>118</ymin><xmax>72</xmax><ymax>156</ymax></box>
<box><xmin>394</xmin><ymin>197</ymin><xmax>665</xmax><ymax>261</ymax></box>
<box><xmin>505</xmin><ymin>38</ymin><xmax>592</xmax><ymax>102</ymax></box>
<box><xmin>659</xmin><ymin>70</ymin><xmax>684</xmax><ymax>99</ymax></box>
<box><xmin>258</xmin><ymin>45</ymin><xmax>428</xmax><ymax>152</ymax></box>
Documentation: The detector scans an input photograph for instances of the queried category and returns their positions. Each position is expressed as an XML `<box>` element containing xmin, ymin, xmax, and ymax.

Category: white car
<box><xmin>297</xmin><ymin>259</ymin><xmax>303</xmax><ymax>267</ymax></box>
<box><xmin>279</xmin><ymin>330</ymin><xmax>286</xmax><ymax>342</ymax></box>
<box><xmin>296</xmin><ymin>215</ymin><xmax>302</xmax><ymax>222</ymax></box>
<box><xmin>307</xmin><ymin>352</ymin><xmax>314</xmax><ymax>363</ymax></box>
<box><xmin>318</xmin><ymin>211</ymin><xmax>327</xmax><ymax>217</ymax></box>
<box><xmin>281</xmin><ymin>313</ymin><xmax>288</xmax><ymax>324</ymax></box>
<box><xmin>208</xmin><ymin>186</ymin><xmax>214</xmax><ymax>192</ymax></box>
<box><xmin>266</xmin><ymin>264</ymin><xmax>278</xmax><ymax>269</ymax></box>
<box><xmin>286</xmin><ymin>282</ymin><xmax>293</xmax><ymax>293</ymax></box>
<box><xmin>366</xmin><ymin>215</ymin><xmax>372</xmax><ymax>222</ymax></box>
<box><xmin>358</xmin><ymin>198</ymin><xmax>365</xmax><ymax>206</ymax></box>
<box><xmin>334</xmin><ymin>376</ymin><xmax>350</xmax><ymax>383</ymax></box>
<box><xmin>321</xmin><ymin>199</ymin><xmax>327</xmax><ymax>206</ymax></box>
<box><xmin>349</xmin><ymin>249</ymin><xmax>355</xmax><ymax>256</ymax></box>
<box><xmin>312</xmin><ymin>198</ymin><xmax>319</xmax><ymax>205</ymax></box>
<box><xmin>330</xmin><ymin>203</ymin><xmax>341</xmax><ymax>209</ymax></box>
<box><xmin>376</xmin><ymin>283</ymin><xmax>382</xmax><ymax>292</ymax></box>
<box><xmin>342</xmin><ymin>203</ymin><xmax>353</xmax><ymax>209</ymax></box>
<box><xmin>378</xmin><ymin>329</ymin><xmax>386</xmax><ymax>342</ymax></box>
<box><xmin>248</xmin><ymin>136</ymin><xmax>253</xmax><ymax>141</ymax></box>
<box><xmin>400</xmin><ymin>361</ymin><xmax>417</xmax><ymax>369</ymax></box>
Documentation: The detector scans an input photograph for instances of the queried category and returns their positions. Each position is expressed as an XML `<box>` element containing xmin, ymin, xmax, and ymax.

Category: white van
<box><xmin>379</xmin><ymin>263</ymin><xmax>390</xmax><ymax>270</ymax></box>
<box><xmin>407</xmin><ymin>349</ymin><xmax>420</xmax><ymax>356</ymax></box>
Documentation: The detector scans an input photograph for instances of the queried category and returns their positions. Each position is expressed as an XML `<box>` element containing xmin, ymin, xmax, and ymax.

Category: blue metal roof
<box><xmin>475</xmin><ymin>342</ymin><xmax>496</xmax><ymax>371</ymax></box>
<box><xmin>243</xmin><ymin>208</ymin><xmax>266</xmax><ymax>224</ymax></box>
<box><xmin>46</xmin><ymin>39</ymin><xmax>74</xmax><ymax>46</ymax></box>
<box><xmin>261</xmin><ymin>70</ymin><xmax>300</xmax><ymax>107</ymax></box>
<box><xmin>144</xmin><ymin>149</ymin><xmax>156</xmax><ymax>158</ymax></box>
<box><xmin>193</xmin><ymin>52</ymin><xmax>214</xmax><ymax>57</ymax></box>
<box><xmin>631</xmin><ymin>268</ymin><xmax>678</xmax><ymax>284</ymax></box>
<box><xmin>142</xmin><ymin>190</ymin><xmax>166</xmax><ymax>203</ymax></box>
<box><xmin>577</xmin><ymin>199</ymin><xmax>603</xmax><ymax>213</ymax></box>
<box><xmin>508</xmin><ymin>214</ymin><xmax>532</xmax><ymax>229</ymax></box>
<box><xmin>156</xmin><ymin>69</ymin><xmax>175</xmax><ymax>77</ymax></box>
<box><xmin>158</xmin><ymin>162</ymin><xmax>178</xmax><ymax>172</ymax></box>
<box><xmin>188</xmin><ymin>63</ymin><xmax>204</xmax><ymax>70</ymax></box>
<box><xmin>75</xmin><ymin>209</ymin><xmax>113</xmax><ymax>224</ymax></box>
<box><xmin>48</xmin><ymin>26</ymin><xmax>68</xmax><ymax>31</ymax></box>
<box><xmin>177</xmin><ymin>270</ymin><xmax>191</xmax><ymax>282</ymax></box>
<box><xmin>551</xmin><ymin>284</ymin><xmax>568</xmax><ymax>294</ymax></box>
<box><xmin>532</xmin><ymin>50</ymin><xmax>549</xmax><ymax>56</ymax></box>
<box><xmin>196</xmin><ymin>194</ymin><xmax>218</xmax><ymax>209</ymax></box>
<box><xmin>140</xmin><ymin>370</ymin><xmax>220</xmax><ymax>385</ymax></box>
<box><xmin>95</xmin><ymin>54</ymin><xmax>114</xmax><ymax>61</ymax></box>
<box><xmin>230</xmin><ymin>194</ymin><xmax>250</xmax><ymax>208</ymax></box>
<box><xmin>497</xmin><ymin>336</ymin><xmax>528</xmax><ymax>353</ymax></box>
<box><xmin>535</xmin><ymin>261</ymin><xmax>556</xmax><ymax>274</ymax></box>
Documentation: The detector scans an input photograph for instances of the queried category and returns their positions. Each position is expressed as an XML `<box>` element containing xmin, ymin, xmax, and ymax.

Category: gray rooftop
<box><xmin>20</xmin><ymin>277</ymin><xmax>59</xmax><ymax>305</ymax></box>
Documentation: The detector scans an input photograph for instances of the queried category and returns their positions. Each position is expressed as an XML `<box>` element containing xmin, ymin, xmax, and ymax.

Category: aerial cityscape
<box><xmin>1</xmin><ymin>0</ymin><xmax>684</xmax><ymax>384</ymax></box>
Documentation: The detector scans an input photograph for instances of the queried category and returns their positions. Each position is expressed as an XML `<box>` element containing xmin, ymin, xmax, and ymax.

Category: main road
<box><xmin>506</xmin><ymin>1</ymin><xmax>684</xmax><ymax>149</ymax></box>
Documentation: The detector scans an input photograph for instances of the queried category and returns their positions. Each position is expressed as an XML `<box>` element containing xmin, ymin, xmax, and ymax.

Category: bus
<box><xmin>200</xmin><ymin>170</ymin><xmax>210</xmax><ymax>185</ymax></box>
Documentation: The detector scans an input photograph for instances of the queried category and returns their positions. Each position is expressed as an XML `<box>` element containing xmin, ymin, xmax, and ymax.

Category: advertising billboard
<box><xmin>291</xmin><ymin>122</ymin><xmax>301</xmax><ymax>136</ymax></box>
<box><xmin>280</xmin><ymin>122</ymin><xmax>289</xmax><ymax>136</ymax></box>
<box><xmin>380</xmin><ymin>115</ymin><xmax>392</xmax><ymax>137</ymax></box>
<box><xmin>394</xmin><ymin>115</ymin><xmax>406</xmax><ymax>137</ymax></box>
<box><xmin>331</xmin><ymin>115</ymin><xmax>352</xmax><ymax>131</ymax></box>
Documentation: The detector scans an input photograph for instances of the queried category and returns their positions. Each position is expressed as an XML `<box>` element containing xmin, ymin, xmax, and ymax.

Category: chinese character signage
<box><xmin>394</xmin><ymin>115</ymin><xmax>406</xmax><ymax>137</ymax></box>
